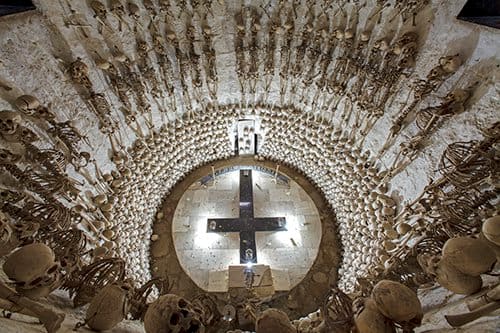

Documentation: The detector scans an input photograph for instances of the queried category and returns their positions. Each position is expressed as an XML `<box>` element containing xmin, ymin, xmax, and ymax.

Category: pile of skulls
<box><xmin>257</xmin><ymin>105</ymin><xmax>395</xmax><ymax>292</ymax></box>
<box><xmin>109</xmin><ymin>106</ymin><xmax>235</xmax><ymax>284</ymax></box>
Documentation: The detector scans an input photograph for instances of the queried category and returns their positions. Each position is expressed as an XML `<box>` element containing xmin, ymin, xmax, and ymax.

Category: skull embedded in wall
<box><xmin>444</xmin><ymin>88</ymin><xmax>469</xmax><ymax>104</ymax></box>
<box><xmin>1</xmin><ymin>125</ymin><xmax>38</xmax><ymax>143</ymax></box>
<box><xmin>85</xmin><ymin>283</ymin><xmax>131</xmax><ymax>331</ymax></box>
<box><xmin>439</xmin><ymin>54</ymin><xmax>461</xmax><ymax>73</ymax></box>
<box><xmin>373</xmin><ymin>38</ymin><xmax>390</xmax><ymax>51</ymax></box>
<box><xmin>128</xmin><ymin>2</ymin><xmax>141</xmax><ymax>20</ymax></box>
<box><xmin>0</xmin><ymin>148</ymin><xmax>21</xmax><ymax>164</ymax></box>
<box><xmin>14</xmin><ymin>95</ymin><xmax>40</xmax><ymax>116</ymax></box>
<box><xmin>3</xmin><ymin>243</ymin><xmax>61</xmax><ymax>298</ymax></box>
<box><xmin>426</xmin><ymin>65</ymin><xmax>447</xmax><ymax>81</ymax></box>
<box><xmin>0</xmin><ymin>111</ymin><xmax>22</xmax><ymax>135</ymax></box>
<box><xmin>144</xmin><ymin>294</ymin><xmax>204</xmax><ymax>333</ymax></box>
<box><xmin>34</xmin><ymin>105</ymin><xmax>55</xmax><ymax>122</ymax></box>
<box><xmin>90</xmin><ymin>0</ymin><xmax>107</xmax><ymax>18</ymax></box>
<box><xmin>69</xmin><ymin>58</ymin><xmax>90</xmax><ymax>80</ymax></box>
<box><xmin>0</xmin><ymin>188</ymin><xmax>25</xmax><ymax>204</ymax></box>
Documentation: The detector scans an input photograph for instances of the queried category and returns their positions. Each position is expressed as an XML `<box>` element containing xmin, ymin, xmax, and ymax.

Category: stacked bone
<box><xmin>257</xmin><ymin>105</ymin><xmax>394</xmax><ymax>292</ymax></box>
<box><xmin>110</xmin><ymin>106</ymin><xmax>235</xmax><ymax>284</ymax></box>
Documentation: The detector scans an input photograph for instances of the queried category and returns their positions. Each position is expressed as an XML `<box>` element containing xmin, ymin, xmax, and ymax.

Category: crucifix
<box><xmin>207</xmin><ymin>169</ymin><xmax>287</xmax><ymax>263</ymax></box>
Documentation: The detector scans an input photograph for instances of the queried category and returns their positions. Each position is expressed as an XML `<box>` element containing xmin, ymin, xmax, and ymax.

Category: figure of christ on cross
<box><xmin>207</xmin><ymin>169</ymin><xmax>287</xmax><ymax>264</ymax></box>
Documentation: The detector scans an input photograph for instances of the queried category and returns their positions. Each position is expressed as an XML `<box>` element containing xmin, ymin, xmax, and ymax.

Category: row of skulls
<box><xmin>257</xmin><ymin>105</ymin><xmax>394</xmax><ymax>292</ymax></box>
<box><xmin>107</xmin><ymin>107</ymin><xmax>236</xmax><ymax>284</ymax></box>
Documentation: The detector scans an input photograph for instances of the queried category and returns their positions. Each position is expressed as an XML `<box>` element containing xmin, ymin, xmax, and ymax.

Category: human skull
<box><xmin>392</xmin><ymin>32</ymin><xmax>417</xmax><ymax>54</ymax></box>
<box><xmin>90</xmin><ymin>0</ymin><xmax>107</xmax><ymax>18</ymax></box>
<box><xmin>417</xmin><ymin>253</ymin><xmax>440</xmax><ymax>276</ymax></box>
<box><xmin>344</xmin><ymin>29</ymin><xmax>354</xmax><ymax>40</ymax></box>
<box><xmin>373</xmin><ymin>38</ymin><xmax>390</xmax><ymax>51</ymax></box>
<box><xmin>0</xmin><ymin>188</ymin><xmax>24</xmax><ymax>204</ymax></box>
<box><xmin>69</xmin><ymin>58</ymin><xmax>89</xmax><ymax>80</ymax></box>
<box><xmin>334</xmin><ymin>29</ymin><xmax>345</xmax><ymax>40</ymax></box>
<box><xmin>34</xmin><ymin>106</ymin><xmax>55</xmax><ymax>121</ymax></box>
<box><xmin>137</xmin><ymin>40</ymin><xmax>148</xmax><ymax>53</ymax></box>
<box><xmin>439</xmin><ymin>54</ymin><xmax>461</xmax><ymax>73</ymax></box>
<box><xmin>436</xmin><ymin>258</ymin><xmax>482</xmax><ymax>295</ymax></box>
<box><xmin>441</xmin><ymin>237</ymin><xmax>496</xmax><ymax>276</ymax></box>
<box><xmin>371</xmin><ymin>280</ymin><xmax>422</xmax><ymax>324</ymax></box>
<box><xmin>354</xmin><ymin>298</ymin><xmax>395</xmax><ymax>333</ymax></box>
<box><xmin>86</xmin><ymin>283</ymin><xmax>130</xmax><ymax>331</ymax></box>
<box><xmin>3</xmin><ymin>243</ymin><xmax>61</xmax><ymax>298</ymax></box>
<box><xmin>483</xmin><ymin>215</ymin><xmax>500</xmax><ymax>246</ymax></box>
<box><xmin>128</xmin><ymin>2</ymin><xmax>141</xmax><ymax>19</ymax></box>
<box><xmin>360</xmin><ymin>30</ymin><xmax>371</xmax><ymax>42</ymax></box>
<box><xmin>0</xmin><ymin>148</ymin><xmax>21</xmax><ymax>164</ymax></box>
<box><xmin>144</xmin><ymin>294</ymin><xmax>205</xmax><ymax>333</ymax></box>
<box><xmin>14</xmin><ymin>95</ymin><xmax>41</xmax><ymax>116</ymax></box>
<box><xmin>427</xmin><ymin>65</ymin><xmax>447</xmax><ymax>81</ymax></box>
<box><xmin>398</xmin><ymin>55</ymin><xmax>415</xmax><ymax>69</ymax></box>
<box><xmin>109</xmin><ymin>0</ymin><xmax>124</xmax><ymax>12</ymax></box>
<box><xmin>0</xmin><ymin>111</ymin><xmax>22</xmax><ymax>135</ymax></box>
<box><xmin>445</xmin><ymin>89</ymin><xmax>469</xmax><ymax>104</ymax></box>
<box><xmin>256</xmin><ymin>308</ymin><xmax>296</xmax><ymax>333</ymax></box>
<box><xmin>12</xmin><ymin>126</ymin><xmax>39</xmax><ymax>143</ymax></box>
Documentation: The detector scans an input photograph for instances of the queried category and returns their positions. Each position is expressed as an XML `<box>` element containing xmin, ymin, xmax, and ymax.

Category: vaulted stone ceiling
<box><xmin>0</xmin><ymin>0</ymin><xmax>498</xmax><ymax>304</ymax></box>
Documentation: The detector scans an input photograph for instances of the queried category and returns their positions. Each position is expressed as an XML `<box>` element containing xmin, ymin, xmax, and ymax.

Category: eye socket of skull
<box><xmin>29</xmin><ymin>276</ymin><xmax>44</xmax><ymax>286</ymax></box>
<box><xmin>187</xmin><ymin>321</ymin><xmax>201</xmax><ymax>333</ymax></box>
<box><xmin>47</xmin><ymin>263</ymin><xmax>59</xmax><ymax>274</ymax></box>
<box><xmin>170</xmin><ymin>312</ymin><xmax>181</xmax><ymax>325</ymax></box>
<box><xmin>178</xmin><ymin>298</ymin><xmax>188</xmax><ymax>308</ymax></box>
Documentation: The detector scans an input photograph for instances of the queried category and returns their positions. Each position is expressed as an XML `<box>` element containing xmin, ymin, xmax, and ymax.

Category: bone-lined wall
<box><xmin>0</xmin><ymin>0</ymin><xmax>498</xmax><ymax>297</ymax></box>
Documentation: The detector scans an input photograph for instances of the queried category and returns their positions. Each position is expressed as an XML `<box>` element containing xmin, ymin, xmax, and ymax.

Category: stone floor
<box><xmin>172</xmin><ymin>169</ymin><xmax>322</xmax><ymax>292</ymax></box>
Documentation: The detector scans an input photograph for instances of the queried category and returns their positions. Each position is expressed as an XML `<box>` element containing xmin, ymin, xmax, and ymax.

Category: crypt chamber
<box><xmin>0</xmin><ymin>0</ymin><xmax>499</xmax><ymax>332</ymax></box>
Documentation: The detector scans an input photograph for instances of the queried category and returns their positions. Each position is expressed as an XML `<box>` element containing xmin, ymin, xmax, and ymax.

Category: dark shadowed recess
<box><xmin>0</xmin><ymin>0</ymin><xmax>35</xmax><ymax>17</ymax></box>
<box><xmin>458</xmin><ymin>0</ymin><xmax>500</xmax><ymax>29</ymax></box>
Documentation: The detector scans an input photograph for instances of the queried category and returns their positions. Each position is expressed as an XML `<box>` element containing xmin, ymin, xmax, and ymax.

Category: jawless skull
<box><xmin>3</xmin><ymin>243</ymin><xmax>61</xmax><ymax>298</ymax></box>
<box><xmin>0</xmin><ymin>111</ymin><xmax>22</xmax><ymax>135</ymax></box>
<box><xmin>144</xmin><ymin>294</ymin><xmax>204</xmax><ymax>333</ymax></box>
<box><xmin>69</xmin><ymin>58</ymin><xmax>90</xmax><ymax>80</ymax></box>
<box><xmin>14</xmin><ymin>95</ymin><xmax>40</xmax><ymax>116</ymax></box>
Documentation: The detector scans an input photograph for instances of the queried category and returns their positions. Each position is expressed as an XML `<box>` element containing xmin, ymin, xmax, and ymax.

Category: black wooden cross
<box><xmin>207</xmin><ymin>169</ymin><xmax>287</xmax><ymax>264</ymax></box>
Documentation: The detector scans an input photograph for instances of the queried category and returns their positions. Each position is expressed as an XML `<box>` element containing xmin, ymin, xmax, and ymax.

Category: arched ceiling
<box><xmin>0</xmin><ymin>0</ymin><xmax>498</xmax><ymax>297</ymax></box>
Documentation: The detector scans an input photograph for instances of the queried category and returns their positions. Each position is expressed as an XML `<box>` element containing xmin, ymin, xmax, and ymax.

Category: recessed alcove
<box><xmin>172</xmin><ymin>166</ymin><xmax>322</xmax><ymax>292</ymax></box>
<box><xmin>151</xmin><ymin>157</ymin><xmax>341</xmax><ymax>317</ymax></box>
